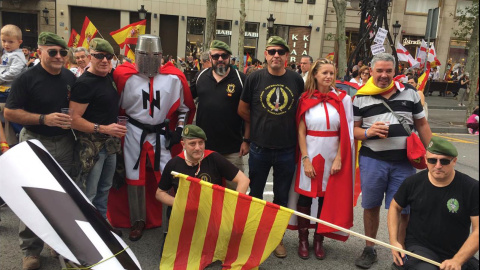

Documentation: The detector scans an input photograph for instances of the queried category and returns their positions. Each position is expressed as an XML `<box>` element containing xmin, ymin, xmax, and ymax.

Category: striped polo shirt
<box><xmin>353</xmin><ymin>84</ymin><xmax>425</xmax><ymax>161</ymax></box>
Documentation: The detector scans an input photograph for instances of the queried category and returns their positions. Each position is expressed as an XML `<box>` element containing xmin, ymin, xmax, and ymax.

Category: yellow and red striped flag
<box><xmin>77</xmin><ymin>16</ymin><xmax>98</xmax><ymax>49</ymax></box>
<box><xmin>326</xmin><ymin>52</ymin><xmax>335</xmax><ymax>61</ymax></box>
<box><xmin>110</xmin><ymin>20</ymin><xmax>146</xmax><ymax>48</ymax></box>
<box><xmin>124</xmin><ymin>45</ymin><xmax>136</xmax><ymax>62</ymax></box>
<box><xmin>160</xmin><ymin>173</ymin><xmax>293</xmax><ymax>270</ymax></box>
<box><xmin>246</xmin><ymin>52</ymin><xmax>252</xmax><ymax>64</ymax></box>
<box><xmin>67</xmin><ymin>29</ymin><xmax>80</xmax><ymax>48</ymax></box>
<box><xmin>417</xmin><ymin>69</ymin><xmax>430</xmax><ymax>92</ymax></box>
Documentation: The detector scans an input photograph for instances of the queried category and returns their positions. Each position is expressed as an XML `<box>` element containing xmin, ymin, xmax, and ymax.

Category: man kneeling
<box><xmin>388</xmin><ymin>137</ymin><xmax>479</xmax><ymax>270</ymax></box>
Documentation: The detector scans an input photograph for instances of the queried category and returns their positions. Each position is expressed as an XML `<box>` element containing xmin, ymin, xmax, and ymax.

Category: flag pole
<box><xmin>170</xmin><ymin>171</ymin><xmax>441</xmax><ymax>267</ymax></box>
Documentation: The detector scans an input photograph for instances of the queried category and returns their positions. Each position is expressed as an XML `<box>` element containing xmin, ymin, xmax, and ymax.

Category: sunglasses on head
<box><xmin>91</xmin><ymin>53</ymin><xmax>114</xmax><ymax>61</ymax></box>
<box><xmin>427</xmin><ymin>158</ymin><xmax>455</xmax><ymax>166</ymax></box>
<box><xmin>46</xmin><ymin>49</ymin><xmax>68</xmax><ymax>57</ymax></box>
<box><xmin>210</xmin><ymin>53</ymin><xmax>229</xmax><ymax>60</ymax></box>
<box><xmin>267</xmin><ymin>49</ymin><xmax>286</xmax><ymax>56</ymax></box>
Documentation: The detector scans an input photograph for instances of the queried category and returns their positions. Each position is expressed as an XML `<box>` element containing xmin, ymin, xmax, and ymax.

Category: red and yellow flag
<box><xmin>246</xmin><ymin>52</ymin><xmax>252</xmax><ymax>64</ymax></box>
<box><xmin>326</xmin><ymin>52</ymin><xmax>335</xmax><ymax>61</ymax></box>
<box><xmin>77</xmin><ymin>17</ymin><xmax>98</xmax><ymax>49</ymax></box>
<box><xmin>160</xmin><ymin>173</ymin><xmax>293</xmax><ymax>270</ymax></box>
<box><xmin>67</xmin><ymin>29</ymin><xmax>80</xmax><ymax>48</ymax></box>
<box><xmin>417</xmin><ymin>69</ymin><xmax>430</xmax><ymax>92</ymax></box>
<box><xmin>110</xmin><ymin>20</ymin><xmax>146</xmax><ymax>48</ymax></box>
<box><xmin>124</xmin><ymin>45</ymin><xmax>135</xmax><ymax>62</ymax></box>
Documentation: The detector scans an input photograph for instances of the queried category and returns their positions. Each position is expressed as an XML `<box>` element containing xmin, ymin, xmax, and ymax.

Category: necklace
<box><xmin>184</xmin><ymin>150</ymin><xmax>204</xmax><ymax>176</ymax></box>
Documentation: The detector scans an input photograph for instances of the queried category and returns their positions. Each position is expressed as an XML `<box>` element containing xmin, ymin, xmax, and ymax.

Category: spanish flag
<box><xmin>77</xmin><ymin>17</ymin><xmax>98</xmax><ymax>49</ymax></box>
<box><xmin>160</xmin><ymin>173</ymin><xmax>293</xmax><ymax>270</ymax></box>
<box><xmin>124</xmin><ymin>45</ymin><xmax>135</xmax><ymax>62</ymax></box>
<box><xmin>246</xmin><ymin>52</ymin><xmax>252</xmax><ymax>64</ymax></box>
<box><xmin>417</xmin><ymin>69</ymin><xmax>430</xmax><ymax>92</ymax></box>
<box><xmin>110</xmin><ymin>20</ymin><xmax>147</xmax><ymax>48</ymax></box>
<box><xmin>67</xmin><ymin>29</ymin><xmax>80</xmax><ymax>48</ymax></box>
<box><xmin>326</xmin><ymin>52</ymin><xmax>335</xmax><ymax>61</ymax></box>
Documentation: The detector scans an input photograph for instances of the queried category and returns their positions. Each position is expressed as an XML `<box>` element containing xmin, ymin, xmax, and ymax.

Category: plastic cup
<box><xmin>61</xmin><ymin>108</ymin><xmax>71</xmax><ymax>129</ymax></box>
<box><xmin>117</xmin><ymin>116</ymin><xmax>129</xmax><ymax>126</ymax></box>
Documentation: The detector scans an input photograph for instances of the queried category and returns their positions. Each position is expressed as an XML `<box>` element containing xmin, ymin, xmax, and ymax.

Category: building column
<box><xmin>177</xmin><ymin>16</ymin><xmax>187</xmax><ymax>59</ymax></box>
<box><xmin>119</xmin><ymin>11</ymin><xmax>130</xmax><ymax>56</ymax></box>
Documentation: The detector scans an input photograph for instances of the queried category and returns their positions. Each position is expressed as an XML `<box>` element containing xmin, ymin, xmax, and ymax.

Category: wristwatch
<box><xmin>39</xmin><ymin>114</ymin><xmax>45</xmax><ymax>125</ymax></box>
<box><xmin>243</xmin><ymin>138</ymin><xmax>251</xmax><ymax>143</ymax></box>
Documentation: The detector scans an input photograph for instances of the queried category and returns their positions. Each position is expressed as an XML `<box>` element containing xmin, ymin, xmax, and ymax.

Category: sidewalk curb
<box><xmin>431</xmin><ymin>127</ymin><xmax>468</xmax><ymax>134</ymax></box>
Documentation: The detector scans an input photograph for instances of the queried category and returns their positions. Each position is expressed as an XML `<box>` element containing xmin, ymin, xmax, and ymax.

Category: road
<box><xmin>0</xmin><ymin>134</ymin><xmax>478</xmax><ymax>270</ymax></box>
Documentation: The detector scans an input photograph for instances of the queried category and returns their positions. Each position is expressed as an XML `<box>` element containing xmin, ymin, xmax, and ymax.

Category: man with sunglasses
<box><xmin>4</xmin><ymin>31</ymin><xmax>76</xmax><ymax>270</ymax></box>
<box><xmin>69</xmin><ymin>38</ymin><xmax>126</xmax><ymax>223</ymax></box>
<box><xmin>190</xmin><ymin>40</ymin><xmax>247</xmax><ymax>177</ymax></box>
<box><xmin>238</xmin><ymin>36</ymin><xmax>304</xmax><ymax>258</ymax></box>
<box><xmin>388</xmin><ymin>137</ymin><xmax>479</xmax><ymax>270</ymax></box>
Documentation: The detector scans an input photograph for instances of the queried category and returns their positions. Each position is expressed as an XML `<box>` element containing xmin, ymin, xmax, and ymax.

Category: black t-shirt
<box><xmin>240</xmin><ymin>68</ymin><xmax>304</xmax><ymax>148</ymax></box>
<box><xmin>6</xmin><ymin>64</ymin><xmax>76</xmax><ymax>136</ymax></box>
<box><xmin>70</xmin><ymin>71</ymin><xmax>119</xmax><ymax>125</ymax></box>
<box><xmin>190</xmin><ymin>67</ymin><xmax>246</xmax><ymax>154</ymax></box>
<box><xmin>394</xmin><ymin>170</ymin><xmax>479</xmax><ymax>261</ymax></box>
<box><xmin>158</xmin><ymin>151</ymin><xmax>239</xmax><ymax>192</ymax></box>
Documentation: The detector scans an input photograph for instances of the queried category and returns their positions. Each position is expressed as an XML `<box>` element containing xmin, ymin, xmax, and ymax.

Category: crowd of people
<box><xmin>0</xmin><ymin>23</ymin><xmax>478</xmax><ymax>270</ymax></box>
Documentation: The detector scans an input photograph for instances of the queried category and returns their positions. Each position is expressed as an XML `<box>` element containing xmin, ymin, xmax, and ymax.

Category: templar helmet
<box><xmin>135</xmin><ymin>34</ymin><xmax>162</xmax><ymax>77</ymax></box>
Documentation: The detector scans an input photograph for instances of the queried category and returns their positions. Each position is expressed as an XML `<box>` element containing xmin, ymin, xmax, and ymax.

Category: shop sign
<box><xmin>288</xmin><ymin>27</ymin><xmax>311</xmax><ymax>63</ymax></box>
<box><xmin>216</xmin><ymin>30</ymin><xmax>258</xmax><ymax>38</ymax></box>
<box><xmin>403</xmin><ymin>37</ymin><xmax>434</xmax><ymax>47</ymax></box>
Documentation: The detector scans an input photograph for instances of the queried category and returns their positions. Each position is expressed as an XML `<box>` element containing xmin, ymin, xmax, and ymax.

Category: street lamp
<box><xmin>267</xmin><ymin>14</ymin><xmax>276</xmax><ymax>38</ymax></box>
<box><xmin>392</xmin><ymin>20</ymin><xmax>401</xmax><ymax>44</ymax></box>
<box><xmin>42</xmin><ymin>7</ymin><xmax>49</xmax><ymax>25</ymax></box>
<box><xmin>138</xmin><ymin>5</ymin><xmax>148</xmax><ymax>20</ymax></box>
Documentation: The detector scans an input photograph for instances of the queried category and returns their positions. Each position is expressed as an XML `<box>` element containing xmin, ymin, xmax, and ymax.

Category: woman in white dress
<box><xmin>294</xmin><ymin>58</ymin><xmax>355</xmax><ymax>260</ymax></box>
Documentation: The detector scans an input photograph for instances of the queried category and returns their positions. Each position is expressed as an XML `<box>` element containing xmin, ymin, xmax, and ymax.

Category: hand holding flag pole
<box><xmin>168</xmin><ymin>171</ymin><xmax>441</xmax><ymax>268</ymax></box>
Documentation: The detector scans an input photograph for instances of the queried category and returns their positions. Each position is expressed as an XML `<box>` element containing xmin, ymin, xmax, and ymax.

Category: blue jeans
<box><xmin>85</xmin><ymin>147</ymin><xmax>116</xmax><ymax>218</ymax></box>
<box><xmin>248</xmin><ymin>142</ymin><xmax>296</xmax><ymax>207</ymax></box>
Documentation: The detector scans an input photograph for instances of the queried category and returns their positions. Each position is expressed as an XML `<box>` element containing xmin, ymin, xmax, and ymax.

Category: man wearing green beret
<box><xmin>238</xmin><ymin>35</ymin><xmax>304</xmax><ymax>258</ymax></box>
<box><xmin>4</xmin><ymin>31</ymin><xmax>77</xmax><ymax>270</ymax></box>
<box><xmin>69</xmin><ymin>38</ymin><xmax>126</xmax><ymax>222</ymax></box>
<box><xmin>190</xmin><ymin>40</ymin><xmax>248</xmax><ymax>179</ymax></box>
<box><xmin>156</xmin><ymin>124</ymin><xmax>250</xmax><ymax>254</ymax></box>
<box><xmin>388</xmin><ymin>137</ymin><xmax>479</xmax><ymax>270</ymax></box>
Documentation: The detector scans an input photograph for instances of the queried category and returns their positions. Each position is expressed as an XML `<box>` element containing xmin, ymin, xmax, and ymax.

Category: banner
<box><xmin>77</xmin><ymin>16</ymin><xmax>98</xmax><ymax>49</ymax></box>
<box><xmin>160</xmin><ymin>173</ymin><xmax>293</xmax><ymax>270</ymax></box>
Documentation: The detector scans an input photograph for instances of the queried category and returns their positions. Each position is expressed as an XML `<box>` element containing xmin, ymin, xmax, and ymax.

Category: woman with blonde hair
<box><xmin>291</xmin><ymin>58</ymin><xmax>355</xmax><ymax>260</ymax></box>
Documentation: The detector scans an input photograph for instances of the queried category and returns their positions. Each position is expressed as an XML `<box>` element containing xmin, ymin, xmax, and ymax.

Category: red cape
<box><xmin>295</xmin><ymin>89</ymin><xmax>354</xmax><ymax>241</ymax></box>
<box><xmin>107</xmin><ymin>61</ymin><xmax>196</xmax><ymax>229</ymax></box>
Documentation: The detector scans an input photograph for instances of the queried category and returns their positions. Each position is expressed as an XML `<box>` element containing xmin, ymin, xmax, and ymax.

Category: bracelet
<box><xmin>243</xmin><ymin>138</ymin><xmax>251</xmax><ymax>143</ymax></box>
<box><xmin>39</xmin><ymin>114</ymin><xmax>45</xmax><ymax>125</ymax></box>
<box><xmin>93</xmin><ymin>123</ymin><xmax>100</xmax><ymax>133</ymax></box>
<box><xmin>0</xmin><ymin>142</ymin><xmax>9</xmax><ymax>148</ymax></box>
<box><xmin>364</xmin><ymin>128</ymin><xmax>369</xmax><ymax>139</ymax></box>
<box><xmin>301</xmin><ymin>155</ymin><xmax>309</xmax><ymax>162</ymax></box>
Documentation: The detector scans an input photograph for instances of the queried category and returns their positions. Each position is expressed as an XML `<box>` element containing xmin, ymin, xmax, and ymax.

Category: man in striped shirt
<box><xmin>352</xmin><ymin>53</ymin><xmax>432</xmax><ymax>269</ymax></box>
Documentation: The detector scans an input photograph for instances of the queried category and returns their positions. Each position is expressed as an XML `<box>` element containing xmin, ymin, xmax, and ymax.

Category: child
<box><xmin>0</xmin><ymin>24</ymin><xmax>27</xmax><ymax>87</ymax></box>
<box><xmin>467</xmin><ymin>106</ymin><xmax>479</xmax><ymax>135</ymax></box>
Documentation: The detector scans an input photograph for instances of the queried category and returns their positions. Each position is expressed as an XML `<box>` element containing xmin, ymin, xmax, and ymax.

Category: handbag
<box><xmin>381</xmin><ymin>100</ymin><xmax>427</xmax><ymax>169</ymax></box>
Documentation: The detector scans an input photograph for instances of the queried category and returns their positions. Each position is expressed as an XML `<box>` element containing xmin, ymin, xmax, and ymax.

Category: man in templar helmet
<box><xmin>108</xmin><ymin>34</ymin><xmax>195</xmax><ymax>241</ymax></box>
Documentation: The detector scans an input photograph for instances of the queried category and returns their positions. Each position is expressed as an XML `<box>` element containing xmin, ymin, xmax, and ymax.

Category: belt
<box><xmin>127</xmin><ymin>116</ymin><xmax>170</xmax><ymax>171</ymax></box>
<box><xmin>24</xmin><ymin>129</ymin><xmax>71</xmax><ymax>141</ymax></box>
<box><xmin>306</xmin><ymin>130</ymin><xmax>339</xmax><ymax>137</ymax></box>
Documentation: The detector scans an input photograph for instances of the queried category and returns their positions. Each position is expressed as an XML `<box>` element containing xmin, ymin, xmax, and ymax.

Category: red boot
<box><xmin>313</xmin><ymin>233</ymin><xmax>325</xmax><ymax>260</ymax></box>
<box><xmin>297</xmin><ymin>205</ymin><xmax>311</xmax><ymax>259</ymax></box>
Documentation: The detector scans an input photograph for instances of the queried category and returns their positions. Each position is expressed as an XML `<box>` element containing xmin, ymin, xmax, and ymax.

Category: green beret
<box><xmin>182</xmin><ymin>125</ymin><xmax>207</xmax><ymax>141</ymax></box>
<box><xmin>266</xmin><ymin>36</ymin><xmax>290</xmax><ymax>52</ymax></box>
<box><xmin>38</xmin><ymin>32</ymin><xmax>67</xmax><ymax>49</ymax></box>
<box><xmin>209</xmin><ymin>40</ymin><xmax>232</xmax><ymax>55</ymax></box>
<box><xmin>427</xmin><ymin>137</ymin><xmax>458</xmax><ymax>157</ymax></box>
<box><xmin>89</xmin><ymin>38</ymin><xmax>114</xmax><ymax>54</ymax></box>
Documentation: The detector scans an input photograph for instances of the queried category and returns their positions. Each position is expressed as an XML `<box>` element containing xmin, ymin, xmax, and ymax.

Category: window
<box><xmin>270</xmin><ymin>0</ymin><xmax>288</xmax><ymax>2</ymax></box>
<box><xmin>456</xmin><ymin>0</ymin><xmax>474</xmax><ymax>17</ymax></box>
<box><xmin>307</xmin><ymin>0</ymin><xmax>316</xmax><ymax>4</ymax></box>
<box><xmin>216</xmin><ymin>20</ymin><xmax>232</xmax><ymax>46</ymax></box>
<box><xmin>244</xmin><ymin>22</ymin><xmax>259</xmax><ymax>59</ymax></box>
<box><xmin>186</xmin><ymin>17</ymin><xmax>206</xmax><ymax>56</ymax></box>
<box><xmin>295</xmin><ymin>0</ymin><xmax>303</xmax><ymax>3</ymax></box>
<box><xmin>405</xmin><ymin>0</ymin><xmax>439</xmax><ymax>14</ymax></box>
<box><xmin>448</xmin><ymin>39</ymin><xmax>469</xmax><ymax>65</ymax></box>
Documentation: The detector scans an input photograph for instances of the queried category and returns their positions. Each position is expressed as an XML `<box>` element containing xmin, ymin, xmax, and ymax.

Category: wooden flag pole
<box><xmin>170</xmin><ymin>171</ymin><xmax>441</xmax><ymax>267</ymax></box>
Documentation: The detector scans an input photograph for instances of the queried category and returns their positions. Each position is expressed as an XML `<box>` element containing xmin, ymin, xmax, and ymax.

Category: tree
<box><xmin>453</xmin><ymin>0</ymin><xmax>479</xmax><ymax>117</ymax></box>
<box><xmin>331</xmin><ymin>0</ymin><xmax>347</xmax><ymax>78</ymax></box>
<box><xmin>204</xmin><ymin>0</ymin><xmax>218</xmax><ymax>52</ymax></box>
<box><xmin>238</xmin><ymin>0</ymin><xmax>246</xmax><ymax>71</ymax></box>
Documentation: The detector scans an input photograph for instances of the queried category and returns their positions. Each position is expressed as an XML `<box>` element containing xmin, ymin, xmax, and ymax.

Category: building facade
<box><xmin>0</xmin><ymin>0</ymin><xmax>472</xmax><ymax>75</ymax></box>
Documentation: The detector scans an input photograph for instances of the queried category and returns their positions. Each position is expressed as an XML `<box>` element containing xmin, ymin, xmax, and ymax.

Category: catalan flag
<box><xmin>326</xmin><ymin>52</ymin><xmax>335</xmax><ymax>61</ymax></box>
<box><xmin>160</xmin><ymin>173</ymin><xmax>293</xmax><ymax>270</ymax></box>
<box><xmin>77</xmin><ymin>17</ymin><xmax>98</xmax><ymax>49</ymax></box>
<box><xmin>67</xmin><ymin>29</ymin><xmax>80</xmax><ymax>48</ymax></box>
<box><xmin>110</xmin><ymin>20</ymin><xmax>146</xmax><ymax>48</ymax></box>
<box><xmin>417</xmin><ymin>69</ymin><xmax>430</xmax><ymax>92</ymax></box>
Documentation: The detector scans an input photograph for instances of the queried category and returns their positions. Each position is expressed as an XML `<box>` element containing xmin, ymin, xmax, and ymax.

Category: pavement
<box><xmin>425</xmin><ymin>93</ymin><xmax>479</xmax><ymax>134</ymax></box>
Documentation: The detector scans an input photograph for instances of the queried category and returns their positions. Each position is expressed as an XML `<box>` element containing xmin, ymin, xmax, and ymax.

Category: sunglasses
<box><xmin>427</xmin><ymin>158</ymin><xmax>455</xmax><ymax>166</ymax></box>
<box><xmin>267</xmin><ymin>49</ymin><xmax>286</xmax><ymax>56</ymax></box>
<box><xmin>210</xmin><ymin>53</ymin><xmax>229</xmax><ymax>60</ymax></box>
<box><xmin>46</xmin><ymin>49</ymin><xmax>68</xmax><ymax>57</ymax></box>
<box><xmin>91</xmin><ymin>53</ymin><xmax>114</xmax><ymax>61</ymax></box>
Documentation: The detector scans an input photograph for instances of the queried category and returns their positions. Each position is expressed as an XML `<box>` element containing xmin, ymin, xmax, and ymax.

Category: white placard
<box><xmin>371</xmin><ymin>44</ymin><xmax>385</xmax><ymax>55</ymax></box>
<box><xmin>374</xmin><ymin>27</ymin><xmax>388</xmax><ymax>44</ymax></box>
